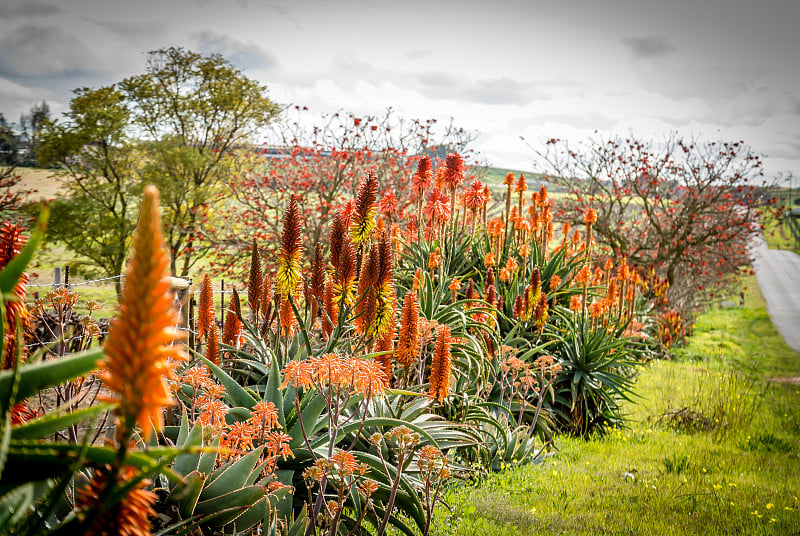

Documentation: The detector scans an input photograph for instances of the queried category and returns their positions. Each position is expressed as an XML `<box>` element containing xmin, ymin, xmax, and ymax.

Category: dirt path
<box><xmin>752</xmin><ymin>232</ymin><xmax>800</xmax><ymax>353</ymax></box>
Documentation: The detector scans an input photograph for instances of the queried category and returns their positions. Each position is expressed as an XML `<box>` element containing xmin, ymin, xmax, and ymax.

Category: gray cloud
<box><xmin>95</xmin><ymin>19</ymin><xmax>170</xmax><ymax>38</ymax></box>
<box><xmin>0</xmin><ymin>25</ymin><xmax>100</xmax><ymax>78</ymax></box>
<box><xmin>622</xmin><ymin>36</ymin><xmax>676</xmax><ymax>59</ymax></box>
<box><xmin>193</xmin><ymin>31</ymin><xmax>279</xmax><ymax>70</ymax></box>
<box><xmin>415</xmin><ymin>73</ymin><xmax>542</xmax><ymax>106</ymax></box>
<box><xmin>0</xmin><ymin>0</ymin><xmax>62</xmax><ymax>19</ymax></box>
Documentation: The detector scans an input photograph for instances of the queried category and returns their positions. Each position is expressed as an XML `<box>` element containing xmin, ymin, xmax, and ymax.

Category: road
<box><xmin>752</xmin><ymin>233</ymin><xmax>800</xmax><ymax>353</ymax></box>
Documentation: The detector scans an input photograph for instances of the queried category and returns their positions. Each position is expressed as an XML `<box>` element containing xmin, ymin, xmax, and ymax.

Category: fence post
<box><xmin>188</xmin><ymin>285</ymin><xmax>196</xmax><ymax>353</ymax></box>
<box><xmin>53</xmin><ymin>266</ymin><xmax>61</xmax><ymax>288</ymax></box>
<box><xmin>220</xmin><ymin>279</ymin><xmax>225</xmax><ymax>328</ymax></box>
<box><xmin>64</xmin><ymin>265</ymin><xmax>70</xmax><ymax>289</ymax></box>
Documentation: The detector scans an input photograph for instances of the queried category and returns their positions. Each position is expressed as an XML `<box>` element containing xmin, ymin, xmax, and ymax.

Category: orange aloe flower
<box><xmin>448</xmin><ymin>277</ymin><xmax>460</xmax><ymax>302</ymax></box>
<box><xmin>375</xmin><ymin>329</ymin><xmax>394</xmax><ymax>386</ymax></box>
<box><xmin>261</xmin><ymin>272</ymin><xmax>273</xmax><ymax>321</ymax></box>
<box><xmin>428</xmin><ymin>247</ymin><xmax>441</xmax><ymax>270</ymax></box>
<box><xmin>396</xmin><ymin>291</ymin><xmax>420</xmax><ymax>370</ymax></box>
<box><xmin>429</xmin><ymin>325</ymin><xmax>452</xmax><ymax>403</ymax></box>
<box><xmin>250</xmin><ymin>399</ymin><xmax>280</xmax><ymax>435</ymax></box>
<box><xmin>198</xmin><ymin>398</ymin><xmax>228</xmax><ymax>429</ymax></box>
<box><xmin>584</xmin><ymin>208</ymin><xmax>598</xmax><ymax>225</ymax></box>
<box><xmin>350</xmin><ymin>173</ymin><xmax>378</xmax><ymax>248</ymax></box>
<box><xmin>101</xmin><ymin>186</ymin><xmax>186</xmax><ymax>440</ymax></box>
<box><xmin>197</xmin><ymin>273</ymin><xmax>215</xmax><ymax>342</ymax></box>
<box><xmin>549</xmin><ymin>274</ymin><xmax>562</xmax><ymax>291</ymax></box>
<box><xmin>281</xmin><ymin>353</ymin><xmax>387</xmax><ymax>399</ymax></box>
<box><xmin>266</xmin><ymin>431</ymin><xmax>293</xmax><ymax>459</ymax></box>
<box><xmin>222</xmin><ymin>289</ymin><xmax>243</xmax><ymax>347</ymax></box>
<box><xmin>205</xmin><ymin>323</ymin><xmax>220</xmax><ymax>364</ymax></box>
<box><xmin>279</xmin><ymin>295</ymin><xmax>294</xmax><ymax>337</ymax></box>
<box><xmin>77</xmin><ymin>465</ymin><xmax>157</xmax><ymax>536</ymax></box>
<box><xmin>372</xmin><ymin>232</ymin><xmax>397</xmax><ymax>339</ymax></box>
<box><xmin>538</xmin><ymin>185</ymin><xmax>549</xmax><ymax>207</ymax></box>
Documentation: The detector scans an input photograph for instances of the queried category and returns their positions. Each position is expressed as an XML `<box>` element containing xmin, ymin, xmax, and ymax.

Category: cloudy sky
<box><xmin>1</xmin><ymin>0</ymin><xmax>798</xmax><ymax>178</ymax></box>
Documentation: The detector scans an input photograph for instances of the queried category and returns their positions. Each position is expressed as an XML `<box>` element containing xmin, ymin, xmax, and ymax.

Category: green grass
<box><xmin>761</xmin><ymin>215</ymin><xmax>800</xmax><ymax>254</ymax></box>
<box><xmin>429</xmin><ymin>276</ymin><xmax>800</xmax><ymax>536</ymax></box>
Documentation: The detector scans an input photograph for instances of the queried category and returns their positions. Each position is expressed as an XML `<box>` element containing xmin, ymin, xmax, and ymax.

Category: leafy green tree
<box><xmin>38</xmin><ymin>86</ymin><xmax>141</xmax><ymax>297</ymax></box>
<box><xmin>19</xmin><ymin>100</ymin><xmax>50</xmax><ymax>166</ymax></box>
<box><xmin>0</xmin><ymin>113</ymin><xmax>18</xmax><ymax>166</ymax></box>
<box><xmin>121</xmin><ymin>47</ymin><xmax>281</xmax><ymax>275</ymax></box>
<box><xmin>38</xmin><ymin>47</ymin><xmax>281</xmax><ymax>283</ymax></box>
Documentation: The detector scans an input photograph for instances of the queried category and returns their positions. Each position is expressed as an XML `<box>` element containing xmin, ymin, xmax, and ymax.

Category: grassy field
<box><xmin>429</xmin><ymin>277</ymin><xmax>800</xmax><ymax>536</ymax></box>
<box><xmin>9</xmin><ymin>166</ymin><xmax>68</xmax><ymax>202</ymax></box>
<box><xmin>762</xmin><ymin>214</ymin><xmax>800</xmax><ymax>254</ymax></box>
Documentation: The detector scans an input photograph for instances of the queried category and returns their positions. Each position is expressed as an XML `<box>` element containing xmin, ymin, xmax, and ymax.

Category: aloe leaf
<box><xmin>197</xmin><ymin>434</ymin><xmax>220</xmax><ymax>474</ymax></box>
<box><xmin>1</xmin><ymin>443</ymin><xmax>180</xmax><ymax>490</ymax></box>
<box><xmin>287</xmin><ymin>394</ymin><xmax>325</xmax><ymax>449</ymax></box>
<box><xmin>222</xmin><ymin>496</ymin><xmax>267</xmax><ymax>534</ymax></box>
<box><xmin>197</xmin><ymin>355</ymin><xmax>258</xmax><ymax>409</ymax></box>
<box><xmin>172</xmin><ymin>470</ymin><xmax>205</xmax><ymax>519</ymax></box>
<box><xmin>0</xmin><ymin>482</ymin><xmax>33</xmax><ymax>529</ymax></box>
<box><xmin>202</xmin><ymin>446</ymin><xmax>264</xmax><ymax>498</ymax></box>
<box><xmin>10</xmin><ymin>403</ymin><xmax>114</xmax><ymax>441</ymax></box>
<box><xmin>193</xmin><ymin>485</ymin><xmax>266</xmax><ymax>522</ymax></box>
<box><xmin>285</xmin><ymin>508</ymin><xmax>308</xmax><ymax>536</ymax></box>
<box><xmin>263</xmin><ymin>353</ymin><xmax>285</xmax><ymax>429</ymax></box>
<box><xmin>0</xmin><ymin>347</ymin><xmax>103</xmax><ymax>403</ymax></box>
<box><xmin>271</xmin><ymin>469</ymin><xmax>294</xmax><ymax>521</ymax></box>
<box><xmin>172</xmin><ymin>420</ymin><xmax>204</xmax><ymax>476</ymax></box>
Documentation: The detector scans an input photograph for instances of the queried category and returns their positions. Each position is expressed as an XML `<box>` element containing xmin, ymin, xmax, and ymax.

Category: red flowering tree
<box><xmin>536</xmin><ymin>134</ymin><xmax>770</xmax><ymax>314</ymax></box>
<box><xmin>207</xmin><ymin>109</ymin><xmax>478</xmax><ymax>275</ymax></box>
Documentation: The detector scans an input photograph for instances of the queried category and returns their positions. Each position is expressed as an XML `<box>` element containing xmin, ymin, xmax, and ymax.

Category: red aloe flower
<box><xmin>464</xmin><ymin>180</ymin><xmax>486</xmax><ymax>211</ymax></box>
<box><xmin>412</xmin><ymin>156</ymin><xmax>433</xmax><ymax>199</ymax></box>
<box><xmin>443</xmin><ymin>153</ymin><xmax>464</xmax><ymax>191</ymax></box>
<box><xmin>276</xmin><ymin>198</ymin><xmax>303</xmax><ymax>299</ymax></box>
<box><xmin>247</xmin><ymin>237</ymin><xmax>262</xmax><ymax>319</ymax></box>
<box><xmin>329</xmin><ymin>212</ymin><xmax>347</xmax><ymax>274</ymax></box>
<box><xmin>423</xmin><ymin>187</ymin><xmax>450</xmax><ymax>227</ymax></box>
<box><xmin>0</xmin><ymin>222</ymin><xmax>30</xmax><ymax>368</ymax></box>
<box><xmin>379</xmin><ymin>189</ymin><xmax>398</xmax><ymax>217</ymax></box>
